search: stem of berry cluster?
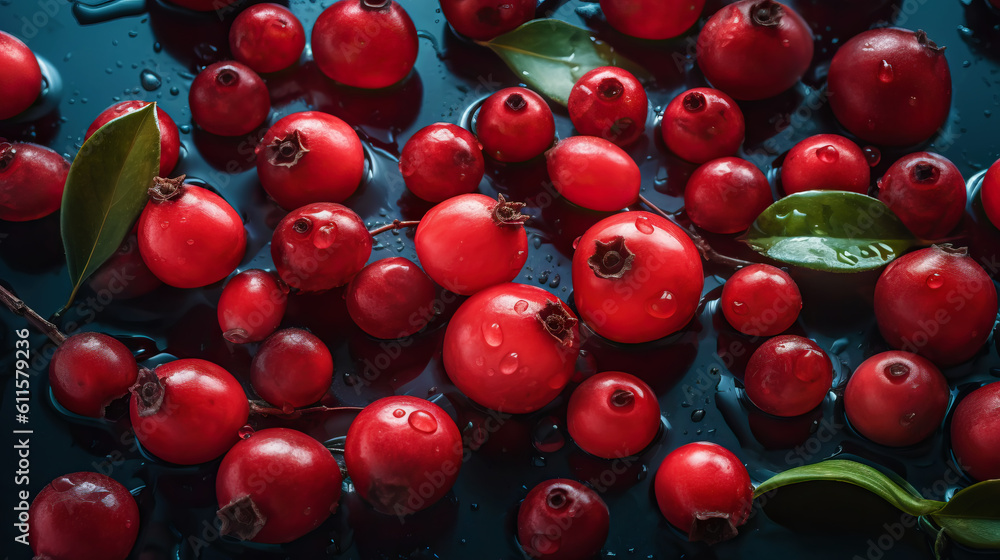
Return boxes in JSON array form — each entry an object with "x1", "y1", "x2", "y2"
[
  {"x1": 368, "y1": 219, "x2": 420, "y2": 237},
  {"x1": 636, "y1": 194, "x2": 755, "y2": 269},
  {"x1": 249, "y1": 400, "x2": 364, "y2": 418},
  {"x1": 0, "y1": 284, "x2": 67, "y2": 344}
]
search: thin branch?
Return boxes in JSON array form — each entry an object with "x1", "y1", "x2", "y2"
[
  {"x1": 368, "y1": 219, "x2": 420, "y2": 237},
  {"x1": 249, "y1": 401, "x2": 364, "y2": 418},
  {"x1": 0, "y1": 284, "x2": 67, "y2": 344},
  {"x1": 637, "y1": 194, "x2": 756, "y2": 269}
]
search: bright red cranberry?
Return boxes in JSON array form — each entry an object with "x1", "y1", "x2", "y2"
[
  {"x1": 345, "y1": 395, "x2": 463, "y2": 514},
  {"x1": 49, "y1": 332, "x2": 138, "y2": 418},
  {"x1": 87, "y1": 234, "x2": 163, "y2": 299},
  {"x1": 476, "y1": 87, "x2": 555, "y2": 162},
  {"x1": 345, "y1": 257, "x2": 437, "y2": 339},
  {"x1": 399, "y1": 122, "x2": 485, "y2": 202},
  {"x1": 414, "y1": 193, "x2": 528, "y2": 295},
  {"x1": 983, "y1": 158, "x2": 1000, "y2": 230},
  {"x1": 662, "y1": 88, "x2": 745, "y2": 164},
  {"x1": 844, "y1": 351, "x2": 948, "y2": 447},
  {"x1": 600, "y1": 0, "x2": 704, "y2": 39},
  {"x1": 312, "y1": 0, "x2": 418, "y2": 89},
  {"x1": 517, "y1": 479, "x2": 610, "y2": 560},
  {"x1": 696, "y1": 0, "x2": 814, "y2": 100},
  {"x1": 166, "y1": 0, "x2": 237, "y2": 10},
  {"x1": 828, "y1": 28, "x2": 951, "y2": 146},
  {"x1": 229, "y1": 3, "x2": 306, "y2": 73},
  {"x1": 567, "y1": 66, "x2": 648, "y2": 146},
  {"x1": 721, "y1": 264, "x2": 802, "y2": 336},
  {"x1": 137, "y1": 177, "x2": 246, "y2": 288},
  {"x1": 684, "y1": 157, "x2": 773, "y2": 234},
  {"x1": 572, "y1": 212, "x2": 703, "y2": 343},
  {"x1": 744, "y1": 335, "x2": 832, "y2": 417},
  {"x1": 216, "y1": 427, "x2": 342, "y2": 543},
  {"x1": 567, "y1": 371, "x2": 660, "y2": 458},
  {"x1": 440, "y1": 0, "x2": 535, "y2": 40},
  {"x1": 951, "y1": 383, "x2": 1000, "y2": 481},
  {"x1": 270, "y1": 202, "x2": 372, "y2": 292},
  {"x1": 0, "y1": 141, "x2": 69, "y2": 221},
  {"x1": 29, "y1": 472, "x2": 139, "y2": 560},
  {"x1": 546, "y1": 136, "x2": 640, "y2": 212},
  {"x1": 189, "y1": 61, "x2": 270, "y2": 136},
  {"x1": 217, "y1": 269, "x2": 288, "y2": 343},
  {"x1": 780, "y1": 134, "x2": 870, "y2": 195},
  {"x1": 256, "y1": 111, "x2": 364, "y2": 209},
  {"x1": 0, "y1": 31, "x2": 41, "y2": 120},
  {"x1": 654, "y1": 442, "x2": 753, "y2": 543},
  {"x1": 85, "y1": 101, "x2": 181, "y2": 176},
  {"x1": 874, "y1": 245, "x2": 997, "y2": 367},
  {"x1": 877, "y1": 152, "x2": 966, "y2": 239},
  {"x1": 251, "y1": 328, "x2": 333, "y2": 409},
  {"x1": 129, "y1": 359, "x2": 249, "y2": 465},
  {"x1": 443, "y1": 283, "x2": 580, "y2": 413}
]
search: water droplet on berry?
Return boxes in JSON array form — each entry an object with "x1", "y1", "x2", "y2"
[
  {"x1": 392, "y1": 408, "x2": 405, "y2": 418},
  {"x1": 878, "y1": 60, "x2": 894, "y2": 82},
  {"x1": 500, "y1": 352, "x2": 519, "y2": 374},
  {"x1": 532, "y1": 416, "x2": 565, "y2": 453},
  {"x1": 185, "y1": 238, "x2": 195, "y2": 245},
  {"x1": 926, "y1": 272, "x2": 943, "y2": 289},
  {"x1": 408, "y1": 410, "x2": 438, "y2": 433},
  {"x1": 514, "y1": 299, "x2": 529, "y2": 314},
  {"x1": 572, "y1": 236, "x2": 581, "y2": 250},
  {"x1": 815, "y1": 145, "x2": 839, "y2": 164},
  {"x1": 899, "y1": 412, "x2": 916, "y2": 427},
  {"x1": 645, "y1": 290, "x2": 677, "y2": 319},
  {"x1": 475, "y1": 356, "x2": 484, "y2": 367},
  {"x1": 482, "y1": 322, "x2": 503, "y2": 347},
  {"x1": 731, "y1": 300, "x2": 749, "y2": 315},
  {"x1": 238, "y1": 425, "x2": 254, "y2": 439},
  {"x1": 634, "y1": 216, "x2": 654, "y2": 234},
  {"x1": 160, "y1": 220, "x2": 169, "y2": 229},
  {"x1": 793, "y1": 349, "x2": 827, "y2": 383},
  {"x1": 313, "y1": 224, "x2": 338, "y2": 249},
  {"x1": 863, "y1": 146, "x2": 881, "y2": 166},
  {"x1": 487, "y1": 368, "x2": 496, "y2": 377},
  {"x1": 50, "y1": 476, "x2": 75, "y2": 492}
]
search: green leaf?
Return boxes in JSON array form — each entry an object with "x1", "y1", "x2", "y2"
[
  {"x1": 743, "y1": 191, "x2": 916, "y2": 273},
  {"x1": 477, "y1": 19, "x2": 651, "y2": 106},
  {"x1": 930, "y1": 480, "x2": 1000, "y2": 549},
  {"x1": 60, "y1": 102, "x2": 161, "y2": 312}
]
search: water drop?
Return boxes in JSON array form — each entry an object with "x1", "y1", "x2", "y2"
[
  {"x1": 572, "y1": 236, "x2": 581, "y2": 250},
  {"x1": 731, "y1": 300, "x2": 748, "y2": 315},
  {"x1": 532, "y1": 416, "x2": 565, "y2": 453},
  {"x1": 482, "y1": 322, "x2": 503, "y2": 347},
  {"x1": 863, "y1": 146, "x2": 881, "y2": 166},
  {"x1": 634, "y1": 216, "x2": 654, "y2": 234},
  {"x1": 51, "y1": 476, "x2": 76, "y2": 492},
  {"x1": 793, "y1": 349, "x2": 827, "y2": 383},
  {"x1": 238, "y1": 425, "x2": 254, "y2": 439},
  {"x1": 514, "y1": 299, "x2": 529, "y2": 314},
  {"x1": 500, "y1": 352, "x2": 519, "y2": 374},
  {"x1": 160, "y1": 220, "x2": 169, "y2": 229},
  {"x1": 815, "y1": 145, "x2": 839, "y2": 164},
  {"x1": 926, "y1": 272, "x2": 944, "y2": 289},
  {"x1": 645, "y1": 290, "x2": 677, "y2": 319},
  {"x1": 878, "y1": 60, "x2": 894, "y2": 83},
  {"x1": 185, "y1": 238, "x2": 195, "y2": 245},
  {"x1": 409, "y1": 410, "x2": 438, "y2": 433},
  {"x1": 313, "y1": 224, "x2": 337, "y2": 249},
  {"x1": 899, "y1": 412, "x2": 916, "y2": 427},
  {"x1": 691, "y1": 409, "x2": 706, "y2": 422},
  {"x1": 140, "y1": 69, "x2": 161, "y2": 91},
  {"x1": 487, "y1": 368, "x2": 496, "y2": 377},
  {"x1": 475, "y1": 356, "x2": 484, "y2": 367},
  {"x1": 393, "y1": 408, "x2": 405, "y2": 418}
]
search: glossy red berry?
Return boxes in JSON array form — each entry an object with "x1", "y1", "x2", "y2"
[
  {"x1": 229, "y1": 3, "x2": 306, "y2": 73},
  {"x1": 443, "y1": 283, "x2": 581, "y2": 413},
  {"x1": 399, "y1": 122, "x2": 485, "y2": 202},
  {"x1": 189, "y1": 61, "x2": 270, "y2": 136},
  {"x1": 654, "y1": 442, "x2": 753, "y2": 543},
  {"x1": 414, "y1": 193, "x2": 528, "y2": 295},
  {"x1": 572, "y1": 212, "x2": 704, "y2": 343},
  {"x1": 844, "y1": 351, "x2": 949, "y2": 447},
  {"x1": 600, "y1": 0, "x2": 704, "y2": 39},
  {"x1": 476, "y1": 87, "x2": 555, "y2": 162},
  {"x1": 86, "y1": 101, "x2": 181, "y2": 176},
  {"x1": 271, "y1": 202, "x2": 372, "y2": 292},
  {"x1": 567, "y1": 371, "x2": 660, "y2": 458},
  {"x1": 781, "y1": 134, "x2": 870, "y2": 195},
  {"x1": 256, "y1": 111, "x2": 365, "y2": 209},
  {"x1": 312, "y1": 0, "x2": 418, "y2": 89},
  {"x1": 218, "y1": 269, "x2": 288, "y2": 343},
  {"x1": 49, "y1": 332, "x2": 138, "y2": 418},
  {"x1": 166, "y1": 0, "x2": 237, "y2": 10},
  {"x1": 29, "y1": 472, "x2": 139, "y2": 560},
  {"x1": 0, "y1": 140, "x2": 69, "y2": 222},
  {"x1": 874, "y1": 245, "x2": 997, "y2": 367},
  {"x1": 567, "y1": 66, "x2": 648, "y2": 146},
  {"x1": 0, "y1": 31, "x2": 41, "y2": 120},
  {"x1": 440, "y1": 0, "x2": 535, "y2": 40},
  {"x1": 129, "y1": 359, "x2": 249, "y2": 465},
  {"x1": 662, "y1": 88, "x2": 745, "y2": 164},
  {"x1": 251, "y1": 328, "x2": 333, "y2": 409},
  {"x1": 982, "y1": 157, "x2": 1000, "y2": 230},
  {"x1": 137, "y1": 177, "x2": 246, "y2": 288},
  {"x1": 517, "y1": 479, "x2": 610, "y2": 560},
  {"x1": 216, "y1": 427, "x2": 341, "y2": 543},
  {"x1": 950, "y1": 383, "x2": 1000, "y2": 481},
  {"x1": 877, "y1": 152, "x2": 966, "y2": 239},
  {"x1": 685, "y1": 157, "x2": 773, "y2": 234},
  {"x1": 546, "y1": 136, "x2": 640, "y2": 212},
  {"x1": 346, "y1": 257, "x2": 437, "y2": 339},
  {"x1": 721, "y1": 264, "x2": 802, "y2": 336},
  {"x1": 828, "y1": 28, "x2": 951, "y2": 146},
  {"x1": 744, "y1": 335, "x2": 833, "y2": 417},
  {"x1": 696, "y1": 0, "x2": 814, "y2": 100},
  {"x1": 87, "y1": 234, "x2": 163, "y2": 299},
  {"x1": 345, "y1": 395, "x2": 463, "y2": 515}
]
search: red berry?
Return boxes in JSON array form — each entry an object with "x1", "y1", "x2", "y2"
[
  {"x1": 567, "y1": 371, "x2": 660, "y2": 458},
  {"x1": 189, "y1": 61, "x2": 270, "y2": 137},
  {"x1": 720, "y1": 264, "x2": 802, "y2": 336},
  {"x1": 696, "y1": 0, "x2": 814, "y2": 100},
  {"x1": 599, "y1": 0, "x2": 705, "y2": 39},
  {"x1": 877, "y1": 152, "x2": 966, "y2": 239},
  {"x1": 345, "y1": 395, "x2": 463, "y2": 514},
  {"x1": 49, "y1": 333, "x2": 138, "y2": 418},
  {"x1": 0, "y1": 140, "x2": 69, "y2": 222},
  {"x1": 166, "y1": 0, "x2": 237, "y2": 10},
  {"x1": 270, "y1": 202, "x2": 372, "y2": 292},
  {"x1": 546, "y1": 136, "x2": 640, "y2": 212},
  {"x1": 399, "y1": 122, "x2": 485, "y2": 202},
  {"x1": 662, "y1": 88, "x2": 745, "y2": 164},
  {"x1": 440, "y1": 0, "x2": 535, "y2": 40},
  {"x1": 129, "y1": 359, "x2": 249, "y2": 465},
  {"x1": 567, "y1": 66, "x2": 648, "y2": 146},
  {"x1": 443, "y1": 283, "x2": 581, "y2": 413},
  {"x1": 654, "y1": 442, "x2": 753, "y2": 543},
  {"x1": 983, "y1": 157, "x2": 1000, "y2": 230},
  {"x1": 874, "y1": 245, "x2": 997, "y2": 366},
  {"x1": 844, "y1": 351, "x2": 948, "y2": 447},
  {"x1": 216, "y1": 427, "x2": 342, "y2": 543},
  {"x1": 0, "y1": 31, "x2": 42, "y2": 120},
  {"x1": 256, "y1": 111, "x2": 365, "y2": 209},
  {"x1": 573, "y1": 212, "x2": 703, "y2": 343},
  {"x1": 780, "y1": 134, "x2": 870, "y2": 196},
  {"x1": 229, "y1": 3, "x2": 306, "y2": 73},
  {"x1": 345, "y1": 257, "x2": 437, "y2": 339},
  {"x1": 29, "y1": 472, "x2": 139, "y2": 560},
  {"x1": 828, "y1": 28, "x2": 951, "y2": 146},
  {"x1": 251, "y1": 328, "x2": 333, "y2": 409},
  {"x1": 950, "y1": 383, "x2": 1000, "y2": 481},
  {"x1": 517, "y1": 479, "x2": 610, "y2": 560},
  {"x1": 312, "y1": 0, "x2": 419, "y2": 89},
  {"x1": 217, "y1": 269, "x2": 288, "y2": 343},
  {"x1": 85, "y1": 101, "x2": 181, "y2": 177},
  {"x1": 685, "y1": 157, "x2": 773, "y2": 234},
  {"x1": 476, "y1": 87, "x2": 555, "y2": 162},
  {"x1": 137, "y1": 177, "x2": 246, "y2": 288},
  {"x1": 414, "y1": 193, "x2": 528, "y2": 295},
  {"x1": 744, "y1": 335, "x2": 833, "y2": 417},
  {"x1": 87, "y1": 234, "x2": 163, "y2": 299}
]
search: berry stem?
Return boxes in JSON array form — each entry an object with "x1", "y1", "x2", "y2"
[
  {"x1": 249, "y1": 400, "x2": 364, "y2": 418},
  {"x1": 0, "y1": 284, "x2": 67, "y2": 344},
  {"x1": 637, "y1": 194, "x2": 756, "y2": 269},
  {"x1": 368, "y1": 219, "x2": 420, "y2": 237}
]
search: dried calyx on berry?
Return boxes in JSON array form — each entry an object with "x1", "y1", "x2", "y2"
[
  {"x1": 535, "y1": 300, "x2": 578, "y2": 346},
  {"x1": 915, "y1": 29, "x2": 944, "y2": 52},
  {"x1": 588, "y1": 236, "x2": 634, "y2": 279},
  {"x1": 690, "y1": 512, "x2": 741, "y2": 545},
  {"x1": 750, "y1": 0, "x2": 782, "y2": 27},
  {"x1": 131, "y1": 367, "x2": 164, "y2": 417},
  {"x1": 147, "y1": 175, "x2": 186, "y2": 202},
  {"x1": 264, "y1": 130, "x2": 309, "y2": 168},
  {"x1": 491, "y1": 193, "x2": 529, "y2": 225},
  {"x1": 218, "y1": 494, "x2": 268, "y2": 541}
]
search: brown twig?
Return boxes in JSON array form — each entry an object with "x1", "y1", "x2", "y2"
[
  {"x1": 249, "y1": 401, "x2": 364, "y2": 418},
  {"x1": 0, "y1": 284, "x2": 67, "y2": 344},
  {"x1": 637, "y1": 194, "x2": 756, "y2": 269},
  {"x1": 368, "y1": 219, "x2": 420, "y2": 237}
]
